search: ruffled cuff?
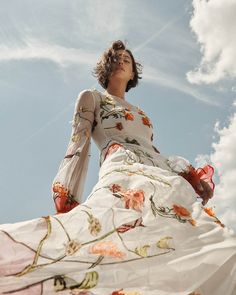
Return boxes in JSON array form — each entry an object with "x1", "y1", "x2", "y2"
[
  {"x1": 167, "y1": 156, "x2": 215, "y2": 193},
  {"x1": 196, "y1": 165, "x2": 215, "y2": 191}
]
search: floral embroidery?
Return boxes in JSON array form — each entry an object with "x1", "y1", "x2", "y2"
[
  {"x1": 82, "y1": 210, "x2": 102, "y2": 236},
  {"x1": 111, "y1": 183, "x2": 123, "y2": 193},
  {"x1": 142, "y1": 116, "x2": 152, "y2": 127},
  {"x1": 173, "y1": 204, "x2": 191, "y2": 217},
  {"x1": 52, "y1": 182, "x2": 79, "y2": 213},
  {"x1": 150, "y1": 194, "x2": 196, "y2": 226},
  {"x1": 116, "y1": 122, "x2": 124, "y2": 130},
  {"x1": 54, "y1": 272, "x2": 99, "y2": 292},
  {"x1": 156, "y1": 236, "x2": 174, "y2": 250},
  {"x1": 124, "y1": 111, "x2": 134, "y2": 121},
  {"x1": 135, "y1": 244, "x2": 150, "y2": 257},
  {"x1": 112, "y1": 290, "x2": 141, "y2": 295},
  {"x1": 110, "y1": 184, "x2": 145, "y2": 212},
  {"x1": 204, "y1": 207, "x2": 215, "y2": 217},
  {"x1": 138, "y1": 108, "x2": 145, "y2": 115},
  {"x1": 105, "y1": 143, "x2": 123, "y2": 160},
  {"x1": 125, "y1": 137, "x2": 140, "y2": 145},
  {"x1": 123, "y1": 189, "x2": 145, "y2": 212},
  {"x1": 65, "y1": 239, "x2": 82, "y2": 256},
  {"x1": 203, "y1": 207, "x2": 225, "y2": 228},
  {"x1": 90, "y1": 240, "x2": 126, "y2": 259},
  {"x1": 117, "y1": 217, "x2": 145, "y2": 233}
]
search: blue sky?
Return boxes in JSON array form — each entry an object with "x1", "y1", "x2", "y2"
[{"x1": 1, "y1": 0, "x2": 236, "y2": 231}]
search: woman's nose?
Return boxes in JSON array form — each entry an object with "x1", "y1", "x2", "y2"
[{"x1": 118, "y1": 58, "x2": 124, "y2": 65}]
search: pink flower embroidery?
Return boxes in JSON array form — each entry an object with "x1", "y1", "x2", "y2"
[
  {"x1": 89, "y1": 240, "x2": 125, "y2": 259},
  {"x1": 123, "y1": 189, "x2": 145, "y2": 212}
]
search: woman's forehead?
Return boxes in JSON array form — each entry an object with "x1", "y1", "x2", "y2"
[{"x1": 116, "y1": 49, "x2": 132, "y2": 60}]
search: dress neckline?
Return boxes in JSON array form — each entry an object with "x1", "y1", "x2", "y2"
[{"x1": 103, "y1": 90, "x2": 138, "y2": 110}]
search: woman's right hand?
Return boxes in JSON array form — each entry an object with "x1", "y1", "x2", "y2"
[{"x1": 179, "y1": 165, "x2": 214, "y2": 205}]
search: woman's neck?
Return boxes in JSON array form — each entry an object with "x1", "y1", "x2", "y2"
[{"x1": 106, "y1": 83, "x2": 126, "y2": 100}]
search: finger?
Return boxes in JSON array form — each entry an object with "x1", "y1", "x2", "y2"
[
  {"x1": 196, "y1": 181, "x2": 204, "y2": 193},
  {"x1": 200, "y1": 180, "x2": 213, "y2": 198}
]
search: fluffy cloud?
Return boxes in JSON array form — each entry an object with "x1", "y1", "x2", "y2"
[
  {"x1": 187, "y1": 0, "x2": 236, "y2": 84},
  {"x1": 195, "y1": 107, "x2": 236, "y2": 232}
]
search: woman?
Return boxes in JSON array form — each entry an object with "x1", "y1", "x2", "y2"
[{"x1": 0, "y1": 40, "x2": 235, "y2": 295}]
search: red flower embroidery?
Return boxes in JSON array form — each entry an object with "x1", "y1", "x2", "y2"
[
  {"x1": 124, "y1": 111, "x2": 134, "y2": 121},
  {"x1": 111, "y1": 184, "x2": 122, "y2": 193},
  {"x1": 117, "y1": 218, "x2": 145, "y2": 233},
  {"x1": 142, "y1": 116, "x2": 151, "y2": 127},
  {"x1": 116, "y1": 122, "x2": 124, "y2": 130},
  {"x1": 112, "y1": 291, "x2": 125, "y2": 295}
]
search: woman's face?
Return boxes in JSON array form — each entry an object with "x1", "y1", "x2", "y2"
[{"x1": 108, "y1": 49, "x2": 134, "y2": 86}]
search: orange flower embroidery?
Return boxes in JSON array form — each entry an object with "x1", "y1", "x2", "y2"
[
  {"x1": 204, "y1": 207, "x2": 215, "y2": 217},
  {"x1": 188, "y1": 219, "x2": 197, "y2": 226},
  {"x1": 53, "y1": 182, "x2": 69, "y2": 198},
  {"x1": 116, "y1": 122, "x2": 124, "y2": 130},
  {"x1": 90, "y1": 241, "x2": 125, "y2": 259},
  {"x1": 124, "y1": 111, "x2": 134, "y2": 121},
  {"x1": 123, "y1": 189, "x2": 145, "y2": 212},
  {"x1": 203, "y1": 206, "x2": 225, "y2": 228},
  {"x1": 142, "y1": 116, "x2": 151, "y2": 127},
  {"x1": 173, "y1": 205, "x2": 191, "y2": 217},
  {"x1": 52, "y1": 182, "x2": 79, "y2": 213}
]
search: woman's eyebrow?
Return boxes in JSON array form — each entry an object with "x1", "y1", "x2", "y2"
[{"x1": 118, "y1": 53, "x2": 131, "y2": 60}]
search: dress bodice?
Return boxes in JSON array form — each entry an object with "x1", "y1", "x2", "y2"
[{"x1": 91, "y1": 89, "x2": 160, "y2": 166}]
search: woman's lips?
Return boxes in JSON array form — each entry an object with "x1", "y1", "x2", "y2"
[{"x1": 115, "y1": 67, "x2": 125, "y2": 72}]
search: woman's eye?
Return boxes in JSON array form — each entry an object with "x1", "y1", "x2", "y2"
[{"x1": 124, "y1": 60, "x2": 130, "y2": 63}]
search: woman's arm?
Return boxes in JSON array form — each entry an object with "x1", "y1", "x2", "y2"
[
  {"x1": 52, "y1": 90, "x2": 95, "y2": 213},
  {"x1": 167, "y1": 156, "x2": 214, "y2": 205}
]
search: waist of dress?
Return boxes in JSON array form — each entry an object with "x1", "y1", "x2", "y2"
[{"x1": 99, "y1": 139, "x2": 171, "y2": 171}]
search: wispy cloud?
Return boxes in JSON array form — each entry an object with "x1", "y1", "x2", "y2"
[
  {"x1": 133, "y1": 11, "x2": 187, "y2": 53},
  {"x1": 143, "y1": 65, "x2": 219, "y2": 105},
  {"x1": 0, "y1": 38, "x2": 97, "y2": 67}
]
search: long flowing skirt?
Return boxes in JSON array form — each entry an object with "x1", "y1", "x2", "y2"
[{"x1": 0, "y1": 146, "x2": 236, "y2": 295}]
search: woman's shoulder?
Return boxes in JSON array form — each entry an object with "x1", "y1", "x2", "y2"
[{"x1": 76, "y1": 88, "x2": 103, "y2": 110}]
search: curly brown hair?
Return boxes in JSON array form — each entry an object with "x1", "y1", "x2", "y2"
[{"x1": 93, "y1": 40, "x2": 142, "y2": 92}]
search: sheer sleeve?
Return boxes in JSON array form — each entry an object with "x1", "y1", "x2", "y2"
[{"x1": 52, "y1": 90, "x2": 95, "y2": 213}]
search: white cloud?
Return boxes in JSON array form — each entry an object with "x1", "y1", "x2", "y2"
[
  {"x1": 196, "y1": 106, "x2": 236, "y2": 232},
  {"x1": 0, "y1": 38, "x2": 97, "y2": 67},
  {"x1": 187, "y1": 0, "x2": 236, "y2": 84}
]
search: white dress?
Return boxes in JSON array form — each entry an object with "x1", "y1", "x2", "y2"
[{"x1": 0, "y1": 89, "x2": 236, "y2": 295}]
